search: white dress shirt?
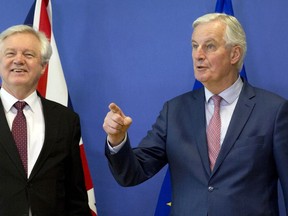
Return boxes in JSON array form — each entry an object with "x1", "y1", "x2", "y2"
[
  {"x1": 205, "y1": 76, "x2": 243, "y2": 146},
  {"x1": 0, "y1": 88, "x2": 45, "y2": 178}
]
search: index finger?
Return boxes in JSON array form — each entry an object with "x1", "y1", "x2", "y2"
[{"x1": 109, "y1": 103, "x2": 124, "y2": 116}]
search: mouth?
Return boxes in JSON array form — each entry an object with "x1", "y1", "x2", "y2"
[
  {"x1": 195, "y1": 65, "x2": 207, "y2": 70},
  {"x1": 11, "y1": 68, "x2": 27, "y2": 73}
]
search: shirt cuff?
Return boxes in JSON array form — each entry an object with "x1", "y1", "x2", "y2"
[{"x1": 107, "y1": 133, "x2": 127, "y2": 154}]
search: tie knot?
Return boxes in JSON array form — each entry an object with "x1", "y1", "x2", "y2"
[
  {"x1": 212, "y1": 95, "x2": 222, "y2": 107},
  {"x1": 14, "y1": 101, "x2": 26, "y2": 111}
]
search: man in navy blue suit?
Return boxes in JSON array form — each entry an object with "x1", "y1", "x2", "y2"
[{"x1": 103, "y1": 13, "x2": 288, "y2": 216}]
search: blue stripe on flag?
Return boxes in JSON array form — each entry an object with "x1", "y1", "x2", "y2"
[{"x1": 24, "y1": 0, "x2": 36, "y2": 26}]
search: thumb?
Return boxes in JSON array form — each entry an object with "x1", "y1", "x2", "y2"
[{"x1": 123, "y1": 116, "x2": 132, "y2": 127}]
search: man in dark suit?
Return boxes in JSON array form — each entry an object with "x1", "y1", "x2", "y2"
[
  {"x1": 0, "y1": 25, "x2": 91, "y2": 215},
  {"x1": 103, "y1": 13, "x2": 288, "y2": 216}
]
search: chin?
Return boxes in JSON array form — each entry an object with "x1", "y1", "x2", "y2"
[{"x1": 195, "y1": 76, "x2": 208, "y2": 83}]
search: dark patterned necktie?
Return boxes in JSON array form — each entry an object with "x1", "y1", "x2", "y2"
[
  {"x1": 12, "y1": 101, "x2": 28, "y2": 174},
  {"x1": 207, "y1": 95, "x2": 222, "y2": 171}
]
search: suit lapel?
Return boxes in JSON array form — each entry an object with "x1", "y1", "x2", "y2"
[
  {"x1": 0, "y1": 99, "x2": 27, "y2": 177},
  {"x1": 28, "y1": 97, "x2": 60, "y2": 180},
  {"x1": 192, "y1": 89, "x2": 211, "y2": 176},
  {"x1": 212, "y1": 81, "x2": 256, "y2": 174}
]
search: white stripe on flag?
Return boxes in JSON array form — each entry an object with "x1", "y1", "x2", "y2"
[{"x1": 46, "y1": 33, "x2": 68, "y2": 106}]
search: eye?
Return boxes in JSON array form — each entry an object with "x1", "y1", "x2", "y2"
[
  {"x1": 206, "y1": 43, "x2": 216, "y2": 51},
  {"x1": 24, "y1": 52, "x2": 36, "y2": 59},
  {"x1": 192, "y1": 43, "x2": 198, "y2": 50},
  {"x1": 4, "y1": 51, "x2": 16, "y2": 57}
]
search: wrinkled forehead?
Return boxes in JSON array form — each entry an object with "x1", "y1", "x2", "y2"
[
  {"x1": 3, "y1": 31, "x2": 39, "y2": 41},
  {"x1": 192, "y1": 21, "x2": 226, "y2": 43},
  {"x1": 0, "y1": 32, "x2": 41, "y2": 50}
]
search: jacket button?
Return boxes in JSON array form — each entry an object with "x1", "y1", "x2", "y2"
[{"x1": 208, "y1": 186, "x2": 214, "y2": 192}]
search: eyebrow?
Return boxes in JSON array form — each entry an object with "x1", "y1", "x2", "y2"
[
  {"x1": 191, "y1": 38, "x2": 217, "y2": 44},
  {"x1": 4, "y1": 48, "x2": 37, "y2": 53}
]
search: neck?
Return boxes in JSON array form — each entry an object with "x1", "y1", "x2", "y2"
[
  {"x1": 205, "y1": 74, "x2": 239, "y2": 95},
  {"x1": 2, "y1": 85, "x2": 35, "y2": 100}
]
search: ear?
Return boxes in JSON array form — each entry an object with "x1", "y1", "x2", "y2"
[
  {"x1": 40, "y1": 63, "x2": 48, "y2": 75},
  {"x1": 230, "y1": 45, "x2": 241, "y2": 65}
]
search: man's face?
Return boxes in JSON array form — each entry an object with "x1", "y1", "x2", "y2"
[
  {"x1": 191, "y1": 20, "x2": 239, "y2": 93},
  {"x1": 0, "y1": 32, "x2": 46, "y2": 94}
]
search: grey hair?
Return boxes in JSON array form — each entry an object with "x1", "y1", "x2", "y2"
[
  {"x1": 0, "y1": 24, "x2": 52, "y2": 65},
  {"x1": 193, "y1": 13, "x2": 247, "y2": 72}
]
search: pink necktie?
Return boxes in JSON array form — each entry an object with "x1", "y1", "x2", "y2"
[
  {"x1": 207, "y1": 95, "x2": 222, "y2": 171},
  {"x1": 12, "y1": 101, "x2": 28, "y2": 174}
]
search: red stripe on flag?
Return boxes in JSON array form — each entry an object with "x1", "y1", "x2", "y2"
[
  {"x1": 37, "y1": 0, "x2": 51, "y2": 97},
  {"x1": 80, "y1": 144, "x2": 93, "y2": 190},
  {"x1": 37, "y1": 66, "x2": 49, "y2": 97},
  {"x1": 91, "y1": 210, "x2": 97, "y2": 216},
  {"x1": 39, "y1": 0, "x2": 51, "y2": 39}
]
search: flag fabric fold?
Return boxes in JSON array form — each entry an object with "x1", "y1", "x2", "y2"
[
  {"x1": 215, "y1": 0, "x2": 234, "y2": 15},
  {"x1": 154, "y1": 0, "x2": 246, "y2": 215},
  {"x1": 24, "y1": 1, "x2": 97, "y2": 215}
]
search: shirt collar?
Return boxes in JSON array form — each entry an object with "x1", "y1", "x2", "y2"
[
  {"x1": 0, "y1": 88, "x2": 39, "y2": 113},
  {"x1": 205, "y1": 76, "x2": 243, "y2": 105}
]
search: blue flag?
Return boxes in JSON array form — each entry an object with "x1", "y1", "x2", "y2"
[
  {"x1": 215, "y1": 0, "x2": 234, "y2": 15},
  {"x1": 215, "y1": 0, "x2": 247, "y2": 80},
  {"x1": 154, "y1": 0, "x2": 246, "y2": 215}
]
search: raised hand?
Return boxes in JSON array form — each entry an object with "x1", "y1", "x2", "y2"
[{"x1": 103, "y1": 103, "x2": 132, "y2": 146}]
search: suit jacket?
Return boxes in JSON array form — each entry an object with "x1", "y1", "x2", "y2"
[
  {"x1": 0, "y1": 95, "x2": 91, "y2": 216},
  {"x1": 106, "y1": 81, "x2": 288, "y2": 216}
]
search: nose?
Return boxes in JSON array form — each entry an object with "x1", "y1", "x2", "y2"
[
  {"x1": 13, "y1": 53, "x2": 25, "y2": 65},
  {"x1": 193, "y1": 46, "x2": 205, "y2": 61}
]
